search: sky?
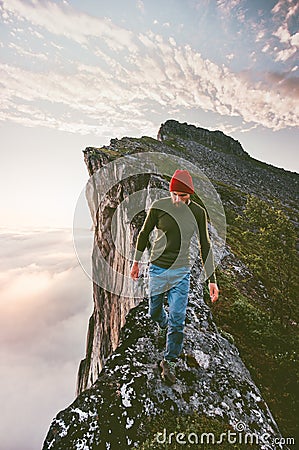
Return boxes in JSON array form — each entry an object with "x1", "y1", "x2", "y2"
[
  {"x1": 0, "y1": 0, "x2": 299, "y2": 228},
  {"x1": 0, "y1": 1, "x2": 298, "y2": 449}
]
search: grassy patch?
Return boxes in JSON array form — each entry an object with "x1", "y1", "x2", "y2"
[{"x1": 211, "y1": 271, "x2": 298, "y2": 440}]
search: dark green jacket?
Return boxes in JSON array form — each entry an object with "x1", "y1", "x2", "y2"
[{"x1": 134, "y1": 196, "x2": 216, "y2": 283}]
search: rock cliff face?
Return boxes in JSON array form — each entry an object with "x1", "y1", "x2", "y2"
[
  {"x1": 77, "y1": 149, "x2": 151, "y2": 393},
  {"x1": 157, "y1": 119, "x2": 249, "y2": 159},
  {"x1": 43, "y1": 120, "x2": 297, "y2": 449}
]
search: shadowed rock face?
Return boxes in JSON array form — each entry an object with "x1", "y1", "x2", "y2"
[
  {"x1": 76, "y1": 152, "x2": 164, "y2": 394},
  {"x1": 43, "y1": 121, "x2": 296, "y2": 449},
  {"x1": 157, "y1": 119, "x2": 249, "y2": 159},
  {"x1": 76, "y1": 161, "x2": 151, "y2": 393}
]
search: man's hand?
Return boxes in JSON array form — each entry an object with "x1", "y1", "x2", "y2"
[
  {"x1": 209, "y1": 282, "x2": 219, "y2": 303},
  {"x1": 130, "y1": 261, "x2": 139, "y2": 280}
]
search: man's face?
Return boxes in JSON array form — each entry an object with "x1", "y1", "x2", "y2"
[{"x1": 170, "y1": 191, "x2": 190, "y2": 207}]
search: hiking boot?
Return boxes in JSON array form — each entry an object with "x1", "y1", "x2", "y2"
[
  {"x1": 160, "y1": 359, "x2": 176, "y2": 385},
  {"x1": 157, "y1": 326, "x2": 167, "y2": 348}
]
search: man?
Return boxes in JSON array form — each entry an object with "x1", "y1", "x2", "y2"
[{"x1": 130, "y1": 169, "x2": 219, "y2": 384}]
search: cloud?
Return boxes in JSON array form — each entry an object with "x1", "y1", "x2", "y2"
[
  {"x1": 8, "y1": 42, "x2": 48, "y2": 60},
  {"x1": 274, "y1": 46, "x2": 297, "y2": 62},
  {"x1": 136, "y1": 0, "x2": 145, "y2": 14},
  {"x1": 273, "y1": 24, "x2": 291, "y2": 44},
  {"x1": 1, "y1": 26, "x2": 299, "y2": 135},
  {"x1": 270, "y1": 0, "x2": 299, "y2": 62},
  {"x1": 1, "y1": 0, "x2": 298, "y2": 135},
  {"x1": 272, "y1": 0, "x2": 299, "y2": 19},
  {"x1": 271, "y1": 0, "x2": 284, "y2": 15},
  {"x1": 262, "y1": 44, "x2": 270, "y2": 53},
  {"x1": 131, "y1": 35, "x2": 299, "y2": 128},
  {"x1": 216, "y1": 0, "x2": 247, "y2": 27},
  {"x1": 251, "y1": 1, "x2": 299, "y2": 66},
  {"x1": 1, "y1": 0, "x2": 136, "y2": 51},
  {"x1": 265, "y1": 72, "x2": 299, "y2": 98},
  {"x1": 256, "y1": 30, "x2": 265, "y2": 42},
  {"x1": 0, "y1": 229, "x2": 92, "y2": 450},
  {"x1": 272, "y1": 22, "x2": 299, "y2": 58},
  {"x1": 216, "y1": 0, "x2": 241, "y2": 15},
  {"x1": 226, "y1": 53, "x2": 235, "y2": 61},
  {"x1": 290, "y1": 32, "x2": 299, "y2": 47}
]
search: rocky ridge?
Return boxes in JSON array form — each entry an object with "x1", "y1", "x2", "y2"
[
  {"x1": 43, "y1": 267, "x2": 284, "y2": 449},
  {"x1": 157, "y1": 119, "x2": 249, "y2": 159},
  {"x1": 43, "y1": 120, "x2": 298, "y2": 449},
  {"x1": 157, "y1": 120, "x2": 298, "y2": 219}
]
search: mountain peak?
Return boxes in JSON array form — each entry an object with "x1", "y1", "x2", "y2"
[{"x1": 158, "y1": 119, "x2": 249, "y2": 159}]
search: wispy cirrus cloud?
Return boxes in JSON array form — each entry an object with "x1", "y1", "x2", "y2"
[
  {"x1": 274, "y1": 46, "x2": 297, "y2": 63},
  {"x1": 8, "y1": 42, "x2": 48, "y2": 60},
  {"x1": 220, "y1": 0, "x2": 299, "y2": 67},
  {"x1": 271, "y1": 0, "x2": 299, "y2": 19},
  {"x1": 1, "y1": 0, "x2": 298, "y2": 135},
  {"x1": 271, "y1": 0, "x2": 299, "y2": 62},
  {"x1": 216, "y1": 0, "x2": 241, "y2": 15},
  {"x1": 1, "y1": 0, "x2": 137, "y2": 51},
  {"x1": 1, "y1": 39, "x2": 298, "y2": 134},
  {"x1": 272, "y1": 21, "x2": 299, "y2": 62}
]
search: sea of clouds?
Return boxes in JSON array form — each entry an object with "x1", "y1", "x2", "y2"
[{"x1": 0, "y1": 228, "x2": 93, "y2": 450}]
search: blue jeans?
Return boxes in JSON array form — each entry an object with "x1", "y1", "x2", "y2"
[{"x1": 148, "y1": 263, "x2": 190, "y2": 361}]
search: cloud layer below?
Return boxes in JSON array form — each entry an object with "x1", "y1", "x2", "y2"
[{"x1": 0, "y1": 228, "x2": 92, "y2": 450}]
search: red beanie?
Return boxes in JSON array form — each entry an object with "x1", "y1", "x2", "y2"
[{"x1": 169, "y1": 170, "x2": 194, "y2": 194}]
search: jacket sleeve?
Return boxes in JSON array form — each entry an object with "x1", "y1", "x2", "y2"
[
  {"x1": 196, "y1": 208, "x2": 217, "y2": 284},
  {"x1": 133, "y1": 206, "x2": 157, "y2": 262}
]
